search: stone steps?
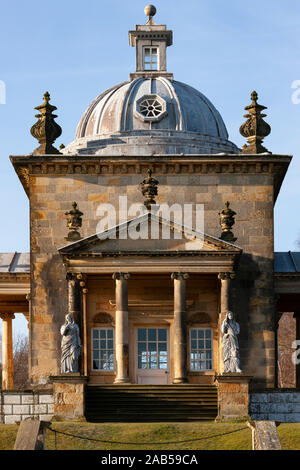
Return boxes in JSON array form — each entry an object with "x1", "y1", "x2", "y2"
[{"x1": 85, "y1": 385, "x2": 218, "y2": 422}]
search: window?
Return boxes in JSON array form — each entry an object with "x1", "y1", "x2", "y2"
[
  {"x1": 92, "y1": 328, "x2": 114, "y2": 371},
  {"x1": 143, "y1": 47, "x2": 158, "y2": 71},
  {"x1": 190, "y1": 328, "x2": 213, "y2": 371},
  {"x1": 137, "y1": 327, "x2": 168, "y2": 370},
  {"x1": 139, "y1": 97, "x2": 163, "y2": 118}
]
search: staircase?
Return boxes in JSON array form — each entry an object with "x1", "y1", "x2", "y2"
[{"x1": 85, "y1": 385, "x2": 218, "y2": 422}]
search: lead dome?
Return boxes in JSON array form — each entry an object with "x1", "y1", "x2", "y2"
[{"x1": 63, "y1": 7, "x2": 238, "y2": 156}]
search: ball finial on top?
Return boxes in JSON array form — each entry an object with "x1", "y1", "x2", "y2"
[{"x1": 144, "y1": 4, "x2": 156, "y2": 18}]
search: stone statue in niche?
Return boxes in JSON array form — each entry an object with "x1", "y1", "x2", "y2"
[
  {"x1": 221, "y1": 311, "x2": 242, "y2": 373},
  {"x1": 60, "y1": 313, "x2": 82, "y2": 373}
]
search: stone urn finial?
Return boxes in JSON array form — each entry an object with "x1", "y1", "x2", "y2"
[
  {"x1": 30, "y1": 91, "x2": 62, "y2": 155},
  {"x1": 219, "y1": 201, "x2": 237, "y2": 243},
  {"x1": 65, "y1": 202, "x2": 83, "y2": 241},
  {"x1": 139, "y1": 168, "x2": 159, "y2": 210},
  {"x1": 239, "y1": 90, "x2": 271, "y2": 154}
]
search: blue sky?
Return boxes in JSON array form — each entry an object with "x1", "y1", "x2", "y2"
[{"x1": 1, "y1": 0, "x2": 300, "y2": 334}]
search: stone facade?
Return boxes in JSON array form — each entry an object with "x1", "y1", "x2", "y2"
[
  {"x1": 0, "y1": 392, "x2": 53, "y2": 424},
  {"x1": 10, "y1": 155, "x2": 290, "y2": 390}
]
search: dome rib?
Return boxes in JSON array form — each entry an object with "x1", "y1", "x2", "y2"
[{"x1": 159, "y1": 77, "x2": 183, "y2": 131}]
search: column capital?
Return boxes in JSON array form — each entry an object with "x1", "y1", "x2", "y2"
[
  {"x1": 112, "y1": 272, "x2": 130, "y2": 281},
  {"x1": 171, "y1": 272, "x2": 189, "y2": 281},
  {"x1": 0, "y1": 313, "x2": 15, "y2": 321},
  {"x1": 218, "y1": 272, "x2": 236, "y2": 281}
]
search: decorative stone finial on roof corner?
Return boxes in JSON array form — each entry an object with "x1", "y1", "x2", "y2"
[
  {"x1": 144, "y1": 4, "x2": 157, "y2": 25},
  {"x1": 30, "y1": 91, "x2": 62, "y2": 155},
  {"x1": 219, "y1": 201, "x2": 237, "y2": 243},
  {"x1": 239, "y1": 91, "x2": 271, "y2": 155},
  {"x1": 140, "y1": 168, "x2": 159, "y2": 210},
  {"x1": 65, "y1": 202, "x2": 83, "y2": 242}
]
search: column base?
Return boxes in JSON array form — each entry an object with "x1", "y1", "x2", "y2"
[
  {"x1": 214, "y1": 373, "x2": 253, "y2": 421},
  {"x1": 114, "y1": 378, "x2": 131, "y2": 384},
  {"x1": 172, "y1": 378, "x2": 188, "y2": 384}
]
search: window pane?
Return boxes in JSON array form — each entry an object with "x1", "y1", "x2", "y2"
[
  {"x1": 191, "y1": 340, "x2": 197, "y2": 350},
  {"x1": 93, "y1": 350, "x2": 99, "y2": 360},
  {"x1": 138, "y1": 329, "x2": 146, "y2": 341},
  {"x1": 100, "y1": 330, "x2": 106, "y2": 339},
  {"x1": 198, "y1": 330, "x2": 204, "y2": 339},
  {"x1": 93, "y1": 330, "x2": 99, "y2": 339},
  {"x1": 158, "y1": 342, "x2": 167, "y2": 352},
  {"x1": 148, "y1": 342, "x2": 156, "y2": 352},
  {"x1": 158, "y1": 329, "x2": 167, "y2": 341},
  {"x1": 138, "y1": 342, "x2": 147, "y2": 354},
  {"x1": 191, "y1": 329, "x2": 197, "y2": 339},
  {"x1": 148, "y1": 329, "x2": 157, "y2": 341},
  {"x1": 93, "y1": 340, "x2": 98, "y2": 350},
  {"x1": 107, "y1": 330, "x2": 113, "y2": 339}
]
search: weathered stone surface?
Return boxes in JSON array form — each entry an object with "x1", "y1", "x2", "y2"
[
  {"x1": 215, "y1": 374, "x2": 252, "y2": 420},
  {"x1": 248, "y1": 421, "x2": 281, "y2": 450},
  {"x1": 52, "y1": 380, "x2": 85, "y2": 420},
  {"x1": 250, "y1": 391, "x2": 300, "y2": 422}
]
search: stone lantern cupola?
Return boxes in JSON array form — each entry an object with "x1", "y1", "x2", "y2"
[{"x1": 129, "y1": 5, "x2": 173, "y2": 80}]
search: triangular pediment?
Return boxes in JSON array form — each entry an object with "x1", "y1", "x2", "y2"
[{"x1": 59, "y1": 212, "x2": 241, "y2": 257}]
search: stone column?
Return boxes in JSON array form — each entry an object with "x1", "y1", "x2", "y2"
[
  {"x1": 82, "y1": 288, "x2": 88, "y2": 377},
  {"x1": 67, "y1": 273, "x2": 81, "y2": 324},
  {"x1": 0, "y1": 313, "x2": 15, "y2": 390},
  {"x1": 113, "y1": 272, "x2": 130, "y2": 384},
  {"x1": 218, "y1": 272, "x2": 235, "y2": 374},
  {"x1": 171, "y1": 272, "x2": 189, "y2": 384}
]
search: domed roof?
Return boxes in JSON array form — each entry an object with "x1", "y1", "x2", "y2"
[
  {"x1": 64, "y1": 77, "x2": 238, "y2": 156},
  {"x1": 63, "y1": 9, "x2": 238, "y2": 156}
]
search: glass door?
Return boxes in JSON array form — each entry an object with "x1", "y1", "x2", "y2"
[{"x1": 135, "y1": 327, "x2": 169, "y2": 384}]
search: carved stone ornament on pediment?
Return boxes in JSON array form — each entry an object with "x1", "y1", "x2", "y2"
[{"x1": 139, "y1": 169, "x2": 159, "y2": 210}]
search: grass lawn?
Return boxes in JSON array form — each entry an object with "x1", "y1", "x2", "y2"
[{"x1": 0, "y1": 421, "x2": 299, "y2": 450}]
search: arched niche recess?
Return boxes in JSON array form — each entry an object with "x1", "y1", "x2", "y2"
[
  {"x1": 93, "y1": 312, "x2": 114, "y2": 326},
  {"x1": 187, "y1": 312, "x2": 216, "y2": 326}
]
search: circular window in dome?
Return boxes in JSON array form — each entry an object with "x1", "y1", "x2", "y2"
[{"x1": 135, "y1": 94, "x2": 167, "y2": 123}]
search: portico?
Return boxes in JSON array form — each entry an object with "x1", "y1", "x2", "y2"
[{"x1": 58, "y1": 213, "x2": 241, "y2": 385}]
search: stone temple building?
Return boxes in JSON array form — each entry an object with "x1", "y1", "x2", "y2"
[{"x1": 1, "y1": 6, "x2": 299, "y2": 423}]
